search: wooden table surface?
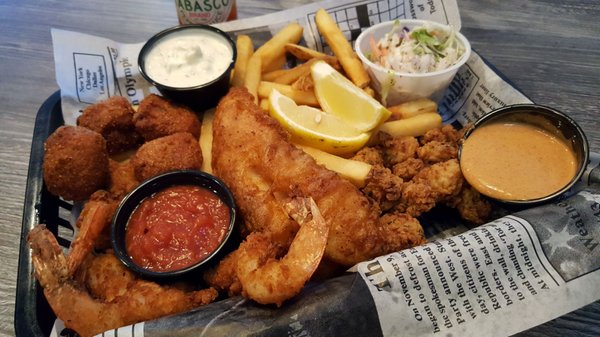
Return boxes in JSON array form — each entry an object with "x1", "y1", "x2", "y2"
[{"x1": 1, "y1": 0, "x2": 599, "y2": 336}]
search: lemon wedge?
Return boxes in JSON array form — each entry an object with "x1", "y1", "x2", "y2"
[
  {"x1": 311, "y1": 61, "x2": 391, "y2": 132},
  {"x1": 269, "y1": 89, "x2": 370, "y2": 155}
]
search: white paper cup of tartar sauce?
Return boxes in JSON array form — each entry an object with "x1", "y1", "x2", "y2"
[{"x1": 139, "y1": 25, "x2": 236, "y2": 112}]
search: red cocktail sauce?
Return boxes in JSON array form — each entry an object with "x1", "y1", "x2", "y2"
[{"x1": 125, "y1": 185, "x2": 230, "y2": 272}]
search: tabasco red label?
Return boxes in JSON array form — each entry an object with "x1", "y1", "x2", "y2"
[{"x1": 175, "y1": 0, "x2": 237, "y2": 25}]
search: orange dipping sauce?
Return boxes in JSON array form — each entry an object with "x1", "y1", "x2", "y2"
[
  {"x1": 125, "y1": 185, "x2": 230, "y2": 272},
  {"x1": 460, "y1": 122, "x2": 577, "y2": 201}
]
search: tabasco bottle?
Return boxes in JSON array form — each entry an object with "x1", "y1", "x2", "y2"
[{"x1": 175, "y1": 0, "x2": 237, "y2": 25}]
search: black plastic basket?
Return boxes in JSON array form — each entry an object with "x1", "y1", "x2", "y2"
[{"x1": 15, "y1": 91, "x2": 76, "y2": 337}]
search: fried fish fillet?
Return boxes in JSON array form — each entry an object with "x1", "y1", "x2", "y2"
[{"x1": 212, "y1": 88, "x2": 426, "y2": 266}]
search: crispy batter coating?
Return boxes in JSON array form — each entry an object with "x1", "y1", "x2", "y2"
[
  {"x1": 380, "y1": 135, "x2": 420, "y2": 166},
  {"x1": 392, "y1": 157, "x2": 425, "y2": 180},
  {"x1": 77, "y1": 96, "x2": 142, "y2": 154},
  {"x1": 421, "y1": 124, "x2": 462, "y2": 144},
  {"x1": 379, "y1": 212, "x2": 426, "y2": 251},
  {"x1": 393, "y1": 159, "x2": 462, "y2": 216},
  {"x1": 133, "y1": 94, "x2": 201, "y2": 141},
  {"x1": 363, "y1": 126, "x2": 490, "y2": 224},
  {"x1": 417, "y1": 141, "x2": 459, "y2": 164},
  {"x1": 108, "y1": 159, "x2": 139, "y2": 200},
  {"x1": 361, "y1": 165, "x2": 403, "y2": 212},
  {"x1": 395, "y1": 159, "x2": 464, "y2": 216},
  {"x1": 43, "y1": 126, "x2": 109, "y2": 201},
  {"x1": 446, "y1": 186, "x2": 492, "y2": 225},
  {"x1": 131, "y1": 132, "x2": 203, "y2": 182},
  {"x1": 351, "y1": 147, "x2": 384, "y2": 166}
]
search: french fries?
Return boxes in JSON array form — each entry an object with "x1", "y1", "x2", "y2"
[
  {"x1": 258, "y1": 81, "x2": 319, "y2": 107},
  {"x1": 231, "y1": 9, "x2": 444, "y2": 161},
  {"x1": 285, "y1": 43, "x2": 339, "y2": 66},
  {"x1": 377, "y1": 112, "x2": 443, "y2": 137},
  {"x1": 363, "y1": 86, "x2": 376, "y2": 98},
  {"x1": 199, "y1": 109, "x2": 215, "y2": 174},
  {"x1": 263, "y1": 53, "x2": 287, "y2": 73},
  {"x1": 299, "y1": 145, "x2": 372, "y2": 187},
  {"x1": 254, "y1": 23, "x2": 303, "y2": 72},
  {"x1": 261, "y1": 68, "x2": 290, "y2": 82},
  {"x1": 272, "y1": 58, "x2": 319, "y2": 85},
  {"x1": 315, "y1": 9, "x2": 370, "y2": 88},
  {"x1": 259, "y1": 98, "x2": 270, "y2": 111},
  {"x1": 388, "y1": 98, "x2": 438, "y2": 120},
  {"x1": 244, "y1": 54, "x2": 262, "y2": 103},
  {"x1": 291, "y1": 73, "x2": 314, "y2": 91},
  {"x1": 231, "y1": 35, "x2": 254, "y2": 88}
]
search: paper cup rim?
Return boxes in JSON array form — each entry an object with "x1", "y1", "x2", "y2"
[{"x1": 355, "y1": 19, "x2": 471, "y2": 78}]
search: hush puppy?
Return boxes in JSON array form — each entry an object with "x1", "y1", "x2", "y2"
[
  {"x1": 131, "y1": 132, "x2": 203, "y2": 182},
  {"x1": 43, "y1": 126, "x2": 109, "y2": 201},
  {"x1": 77, "y1": 96, "x2": 142, "y2": 154},
  {"x1": 133, "y1": 94, "x2": 201, "y2": 141}
]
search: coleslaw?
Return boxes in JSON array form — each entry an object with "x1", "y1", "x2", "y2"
[{"x1": 367, "y1": 20, "x2": 465, "y2": 74}]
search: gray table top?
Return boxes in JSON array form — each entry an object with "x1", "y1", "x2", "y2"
[{"x1": 1, "y1": 0, "x2": 599, "y2": 336}]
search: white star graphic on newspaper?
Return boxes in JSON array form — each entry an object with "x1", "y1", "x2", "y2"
[{"x1": 541, "y1": 224, "x2": 574, "y2": 258}]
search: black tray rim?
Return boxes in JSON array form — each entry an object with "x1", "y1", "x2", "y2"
[{"x1": 14, "y1": 90, "x2": 62, "y2": 337}]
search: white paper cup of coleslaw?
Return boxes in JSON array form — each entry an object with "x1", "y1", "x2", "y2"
[{"x1": 355, "y1": 19, "x2": 471, "y2": 106}]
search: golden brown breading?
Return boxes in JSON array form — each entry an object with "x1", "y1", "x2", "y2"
[
  {"x1": 412, "y1": 159, "x2": 464, "y2": 200},
  {"x1": 396, "y1": 159, "x2": 464, "y2": 216},
  {"x1": 364, "y1": 124, "x2": 490, "y2": 225},
  {"x1": 361, "y1": 165, "x2": 403, "y2": 212},
  {"x1": 392, "y1": 157, "x2": 425, "y2": 180},
  {"x1": 108, "y1": 159, "x2": 139, "y2": 200},
  {"x1": 379, "y1": 212, "x2": 427, "y2": 251},
  {"x1": 77, "y1": 96, "x2": 142, "y2": 154},
  {"x1": 396, "y1": 182, "x2": 436, "y2": 216},
  {"x1": 421, "y1": 124, "x2": 462, "y2": 144},
  {"x1": 133, "y1": 94, "x2": 201, "y2": 141},
  {"x1": 417, "y1": 140, "x2": 458, "y2": 164},
  {"x1": 380, "y1": 135, "x2": 420, "y2": 166},
  {"x1": 43, "y1": 126, "x2": 109, "y2": 201},
  {"x1": 131, "y1": 132, "x2": 203, "y2": 182},
  {"x1": 351, "y1": 146, "x2": 384, "y2": 166},
  {"x1": 446, "y1": 185, "x2": 492, "y2": 225}
]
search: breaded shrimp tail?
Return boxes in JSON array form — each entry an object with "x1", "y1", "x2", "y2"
[{"x1": 212, "y1": 88, "x2": 426, "y2": 266}]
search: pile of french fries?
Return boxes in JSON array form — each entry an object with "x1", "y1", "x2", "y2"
[
  {"x1": 231, "y1": 9, "x2": 372, "y2": 110},
  {"x1": 213, "y1": 9, "x2": 443, "y2": 184},
  {"x1": 230, "y1": 9, "x2": 441, "y2": 138}
]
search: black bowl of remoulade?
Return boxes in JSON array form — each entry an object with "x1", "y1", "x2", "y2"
[
  {"x1": 138, "y1": 25, "x2": 236, "y2": 112},
  {"x1": 111, "y1": 170, "x2": 238, "y2": 280},
  {"x1": 459, "y1": 104, "x2": 589, "y2": 206}
]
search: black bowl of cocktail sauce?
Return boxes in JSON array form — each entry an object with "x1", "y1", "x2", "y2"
[
  {"x1": 111, "y1": 170, "x2": 238, "y2": 280},
  {"x1": 458, "y1": 104, "x2": 589, "y2": 206}
]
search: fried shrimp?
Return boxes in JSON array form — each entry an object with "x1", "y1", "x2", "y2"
[
  {"x1": 67, "y1": 192, "x2": 117, "y2": 276},
  {"x1": 235, "y1": 198, "x2": 329, "y2": 306},
  {"x1": 28, "y1": 225, "x2": 218, "y2": 337}
]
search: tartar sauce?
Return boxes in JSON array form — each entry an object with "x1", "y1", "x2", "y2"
[{"x1": 144, "y1": 28, "x2": 233, "y2": 88}]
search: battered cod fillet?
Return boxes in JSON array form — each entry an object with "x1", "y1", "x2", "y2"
[{"x1": 212, "y1": 88, "x2": 426, "y2": 266}]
